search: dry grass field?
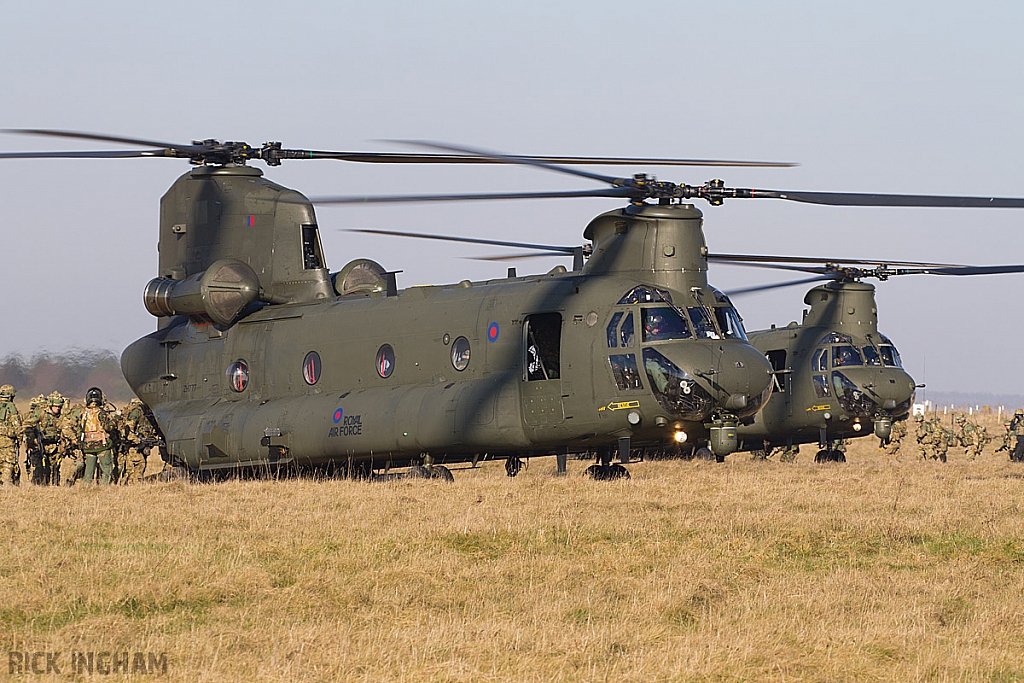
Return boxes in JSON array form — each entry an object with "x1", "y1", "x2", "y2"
[{"x1": 2, "y1": 413, "x2": 1023, "y2": 682}]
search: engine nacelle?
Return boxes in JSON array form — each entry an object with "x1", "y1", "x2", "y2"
[{"x1": 144, "y1": 258, "x2": 261, "y2": 326}]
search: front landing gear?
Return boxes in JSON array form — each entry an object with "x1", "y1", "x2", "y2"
[
  {"x1": 505, "y1": 456, "x2": 523, "y2": 477},
  {"x1": 585, "y1": 439, "x2": 632, "y2": 480}
]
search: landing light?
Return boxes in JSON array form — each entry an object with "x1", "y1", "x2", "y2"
[
  {"x1": 853, "y1": 422, "x2": 863, "y2": 432},
  {"x1": 673, "y1": 431, "x2": 688, "y2": 444}
]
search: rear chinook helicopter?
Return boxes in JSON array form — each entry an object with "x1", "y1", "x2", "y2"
[
  {"x1": 5, "y1": 130, "x2": 1024, "y2": 479},
  {"x1": 714, "y1": 257, "x2": 1024, "y2": 461}
]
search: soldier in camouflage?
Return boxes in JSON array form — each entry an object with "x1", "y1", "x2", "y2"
[
  {"x1": 915, "y1": 414, "x2": 949, "y2": 462},
  {"x1": 954, "y1": 414, "x2": 990, "y2": 461},
  {"x1": 1011, "y1": 409, "x2": 1024, "y2": 463},
  {"x1": 120, "y1": 398, "x2": 157, "y2": 484},
  {"x1": 22, "y1": 392, "x2": 66, "y2": 485},
  {"x1": 883, "y1": 418, "x2": 908, "y2": 461},
  {"x1": 59, "y1": 400, "x2": 86, "y2": 486},
  {"x1": 0, "y1": 384, "x2": 22, "y2": 485}
]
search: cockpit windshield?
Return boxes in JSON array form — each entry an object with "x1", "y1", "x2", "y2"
[
  {"x1": 832, "y1": 345, "x2": 863, "y2": 367},
  {"x1": 687, "y1": 307, "x2": 720, "y2": 339},
  {"x1": 879, "y1": 345, "x2": 903, "y2": 368},
  {"x1": 714, "y1": 306, "x2": 748, "y2": 341},
  {"x1": 862, "y1": 345, "x2": 882, "y2": 366},
  {"x1": 642, "y1": 306, "x2": 692, "y2": 342}
]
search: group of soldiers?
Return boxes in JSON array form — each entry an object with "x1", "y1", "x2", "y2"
[
  {"x1": 882, "y1": 409, "x2": 1024, "y2": 462},
  {"x1": 0, "y1": 384, "x2": 161, "y2": 487}
]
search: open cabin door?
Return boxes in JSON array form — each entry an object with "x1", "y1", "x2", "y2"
[{"x1": 520, "y1": 312, "x2": 565, "y2": 426}]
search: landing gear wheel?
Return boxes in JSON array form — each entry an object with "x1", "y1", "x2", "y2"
[
  {"x1": 505, "y1": 457, "x2": 523, "y2": 478},
  {"x1": 429, "y1": 465, "x2": 454, "y2": 482},
  {"x1": 584, "y1": 463, "x2": 630, "y2": 480},
  {"x1": 814, "y1": 449, "x2": 846, "y2": 463},
  {"x1": 695, "y1": 447, "x2": 715, "y2": 461},
  {"x1": 406, "y1": 465, "x2": 431, "y2": 479}
]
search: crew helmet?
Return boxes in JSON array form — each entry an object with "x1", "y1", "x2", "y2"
[
  {"x1": 85, "y1": 387, "x2": 104, "y2": 406},
  {"x1": 0, "y1": 384, "x2": 14, "y2": 399},
  {"x1": 48, "y1": 392, "x2": 65, "y2": 407}
]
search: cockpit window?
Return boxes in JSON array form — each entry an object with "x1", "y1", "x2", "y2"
[
  {"x1": 862, "y1": 345, "x2": 882, "y2": 366},
  {"x1": 642, "y1": 306, "x2": 691, "y2": 342},
  {"x1": 714, "y1": 306, "x2": 748, "y2": 341},
  {"x1": 833, "y1": 345, "x2": 863, "y2": 367},
  {"x1": 879, "y1": 345, "x2": 903, "y2": 368},
  {"x1": 812, "y1": 347, "x2": 829, "y2": 373},
  {"x1": 618, "y1": 286, "x2": 673, "y2": 305},
  {"x1": 819, "y1": 332, "x2": 853, "y2": 345},
  {"x1": 620, "y1": 312, "x2": 635, "y2": 347},
  {"x1": 606, "y1": 312, "x2": 623, "y2": 348},
  {"x1": 687, "y1": 307, "x2": 720, "y2": 339}
]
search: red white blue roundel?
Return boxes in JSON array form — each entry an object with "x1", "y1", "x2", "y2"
[
  {"x1": 487, "y1": 322, "x2": 499, "y2": 342},
  {"x1": 333, "y1": 408, "x2": 343, "y2": 423},
  {"x1": 303, "y1": 351, "x2": 321, "y2": 385}
]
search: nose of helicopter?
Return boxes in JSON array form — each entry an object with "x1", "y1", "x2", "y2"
[
  {"x1": 831, "y1": 365, "x2": 917, "y2": 416},
  {"x1": 663, "y1": 342, "x2": 773, "y2": 417},
  {"x1": 710, "y1": 342, "x2": 775, "y2": 415}
]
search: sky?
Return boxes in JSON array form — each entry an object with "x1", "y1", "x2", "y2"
[{"x1": 1, "y1": 0, "x2": 1023, "y2": 398}]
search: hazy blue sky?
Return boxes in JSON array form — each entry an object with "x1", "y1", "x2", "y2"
[{"x1": 2, "y1": 1, "x2": 1023, "y2": 397}]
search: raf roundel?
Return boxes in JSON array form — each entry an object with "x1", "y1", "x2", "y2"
[
  {"x1": 487, "y1": 322, "x2": 500, "y2": 342},
  {"x1": 333, "y1": 408, "x2": 343, "y2": 423}
]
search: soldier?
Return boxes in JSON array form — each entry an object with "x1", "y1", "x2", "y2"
[
  {"x1": 120, "y1": 398, "x2": 157, "y2": 484},
  {"x1": 1011, "y1": 409, "x2": 1024, "y2": 463},
  {"x1": 23, "y1": 392, "x2": 66, "y2": 484},
  {"x1": 79, "y1": 387, "x2": 117, "y2": 486},
  {"x1": 22, "y1": 394, "x2": 47, "y2": 482},
  {"x1": 883, "y1": 418, "x2": 907, "y2": 461},
  {"x1": 955, "y1": 414, "x2": 990, "y2": 461},
  {"x1": 0, "y1": 384, "x2": 22, "y2": 485},
  {"x1": 928, "y1": 416, "x2": 951, "y2": 462},
  {"x1": 913, "y1": 413, "x2": 930, "y2": 459},
  {"x1": 59, "y1": 400, "x2": 86, "y2": 486}
]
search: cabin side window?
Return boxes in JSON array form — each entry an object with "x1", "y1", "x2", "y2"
[{"x1": 301, "y1": 224, "x2": 325, "y2": 270}]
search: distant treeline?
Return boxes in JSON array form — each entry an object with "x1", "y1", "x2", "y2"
[{"x1": 0, "y1": 350, "x2": 135, "y2": 403}]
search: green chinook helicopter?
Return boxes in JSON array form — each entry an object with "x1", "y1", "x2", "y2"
[
  {"x1": 713, "y1": 257, "x2": 1024, "y2": 462},
  {"x1": 5, "y1": 131, "x2": 1024, "y2": 479}
]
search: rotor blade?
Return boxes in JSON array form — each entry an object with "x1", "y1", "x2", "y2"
[
  {"x1": 346, "y1": 228, "x2": 578, "y2": 254},
  {"x1": 0, "y1": 149, "x2": 171, "y2": 159},
  {"x1": 388, "y1": 140, "x2": 625, "y2": 187},
  {"x1": 1, "y1": 128, "x2": 203, "y2": 153},
  {"x1": 900, "y1": 264, "x2": 1024, "y2": 276},
  {"x1": 710, "y1": 260, "x2": 831, "y2": 275},
  {"x1": 708, "y1": 253, "x2": 961, "y2": 268},
  {"x1": 310, "y1": 187, "x2": 634, "y2": 204},
  {"x1": 740, "y1": 188, "x2": 1024, "y2": 208},
  {"x1": 294, "y1": 150, "x2": 798, "y2": 167},
  {"x1": 725, "y1": 275, "x2": 835, "y2": 297},
  {"x1": 464, "y1": 251, "x2": 570, "y2": 261}
]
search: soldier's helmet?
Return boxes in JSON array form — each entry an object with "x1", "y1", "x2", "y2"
[
  {"x1": 128, "y1": 397, "x2": 143, "y2": 406},
  {"x1": 0, "y1": 384, "x2": 15, "y2": 399},
  {"x1": 85, "y1": 387, "x2": 104, "y2": 407},
  {"x1": 47, "y1": 392, "x2": 65, "y2": 407},
  {"x1": 914, "y1": 413, "x2": 924, "y2": 422},
  {"x1": 955, "y1": 415, "x2": 966, "y2": 423},
  {"x1": 1016, "y1": 409, "x2": 1024, "y2": 417}
]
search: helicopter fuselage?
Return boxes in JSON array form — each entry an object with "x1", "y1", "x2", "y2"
[
  {"x1": 736, "y1": 281, "x2": 916, "y2": 452},
  {"x1": 119, "y1": 165, "x2": 774, "y2": 473}
]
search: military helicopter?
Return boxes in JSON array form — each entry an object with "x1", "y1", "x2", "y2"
[
  {"x1": 713, "y1": 257, "x2": 1024, "y2": 462},
  {"x1": 5, "y1": 131, "x2": 1024, "y2": 479}
]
